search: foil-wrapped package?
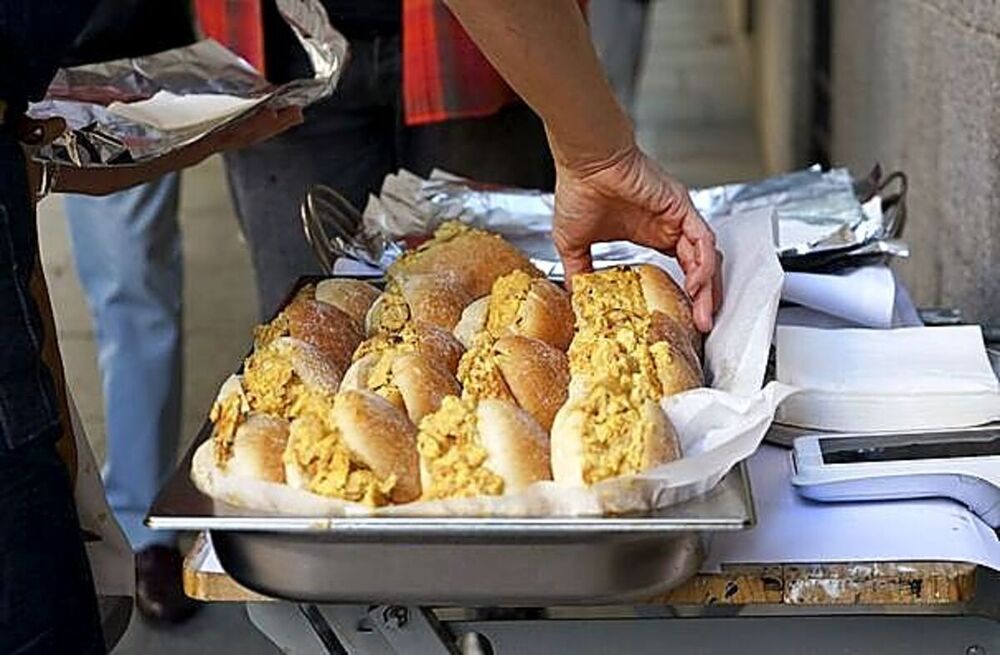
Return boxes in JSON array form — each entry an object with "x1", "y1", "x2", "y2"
[{"x1": 28, "y1": 0, "x2": 347, "y2": 168}]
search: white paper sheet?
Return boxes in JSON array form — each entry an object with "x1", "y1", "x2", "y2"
[
  {"x1": 108, "y1": 90, "x2": 263, "y2": 132},
  {"x1": 704, "y1": 445, "x2": 1000, "y2": 572},
  {"x1": 776, "y1": 325, "x2": 1000, "y2": 431},
  {"x1": 783, "y1": 266, "x2": 896, "y2": 329}
]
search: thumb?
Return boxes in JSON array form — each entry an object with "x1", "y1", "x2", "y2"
[{"x1": 558, "y1": 244, "x2": 593, "y2": 290}]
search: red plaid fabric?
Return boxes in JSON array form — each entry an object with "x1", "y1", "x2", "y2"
[{"x1": 195, "y1": 1, "x2": 584, "y2": 126}]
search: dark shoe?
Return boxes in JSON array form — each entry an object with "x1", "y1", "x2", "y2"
[{"x1": 135, "y1": 545, "x2": 200, "y2": 625}]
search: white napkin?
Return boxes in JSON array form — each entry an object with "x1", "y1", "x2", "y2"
[
  {"x1": 776, "y1": 325, "x2": 1000, "y2": 431},
  {"x1": 108, "y1": 90, "x2": 263, "y2": 132}
]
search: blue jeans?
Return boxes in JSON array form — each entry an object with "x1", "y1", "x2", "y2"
[{"x1": 64, "y1": 175, "x2": 182, "y2": 551}]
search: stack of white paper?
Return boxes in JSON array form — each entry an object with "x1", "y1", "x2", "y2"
[{"x1": 776, "y1": 325, "x2": 1000, "y2": 431}]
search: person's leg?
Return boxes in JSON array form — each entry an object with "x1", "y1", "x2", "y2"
[
  {"x1": 0, "y1": 436, "x2": 104, "y2": 655},
  {"x1": 588, "y1": 0, "x2": 653, "y2": 115},
  {"x1": 64, "y1": 175, "x2": 182, "y2": 552},
  {"x1": 224, "y1": 36, "x2": 398, "y2": 319},
  {"x1": 402, "y1": 102, "x2": 556, "y2": 191}
]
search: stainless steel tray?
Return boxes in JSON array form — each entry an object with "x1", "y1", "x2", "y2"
[{"x1": 147, "y1": 275, "x2": 756, "y2": 604}]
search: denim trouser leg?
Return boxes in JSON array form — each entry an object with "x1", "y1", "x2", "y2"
[{"x1": 64, "y1": 174, "x2": 182, "y2": 551}]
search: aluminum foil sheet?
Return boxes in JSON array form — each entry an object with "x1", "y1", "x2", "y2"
[
  {"x1": 359, "y1": 165, "x2": 902, "y2": 270},
  {"x1": 28, "y1": 0, "x2": 347, "y2": 168}
]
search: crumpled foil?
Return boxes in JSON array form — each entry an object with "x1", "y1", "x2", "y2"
[
  {"x1": 358, "y1": 165, "x2": 902, "y2": 272},
  {"x1": 28, "y1": 0, "x2": 347, "y2": 168}
]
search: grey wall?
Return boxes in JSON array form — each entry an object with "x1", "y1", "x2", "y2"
[{"x1": 830, "y1": 0, "x2": 1000, "y2": 323}]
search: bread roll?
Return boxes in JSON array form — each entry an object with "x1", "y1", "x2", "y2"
[
  {"x1": 416, "y1": 396, "x2": 551, "y2": 500},
  {"x1": 283, "y1": 298, "x2": 364, "y2": 373},
  {"x1": 315, "y1": 278, "x2": 381, "y2": 325},
  {"x1": 210, "y1": 375, "x2": 250, "y2": 467},
  {"x1": 551, "y1": 384, "x2": 681, "y2": 486},
  {"x1": 637, "y1": 264, "x2": 701, "y2": 357},
  {"x1": 366, "y1": 273, "x2": 472, "y2": 335},
  {"x1": 242, "y1": 337, "x2": 341, "y2": 420},
  {"x1": 283, "y1": 390, "x2": 420, "y2": 505},
  {"x1": 453, "y1": 297, "x2": 490, "y2": 348},
  {"x1": 484, "y1": 270, "x2": 574, "y2": 350},
  {"x1": 354, "y1": 320, "x2": 465, "y2": 374},
  {"x1": 226, "y1": 414, "x2": 290, "y2": 483},
  {"x1": 342, "y1": 350, "x2": 460, "y2": 424},
  {"x1": 388, "y1": 221, "x2": 540, "y2": 298}
]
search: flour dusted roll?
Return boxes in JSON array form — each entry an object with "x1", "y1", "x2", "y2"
[
  {"x1": 342, "y1": 350, "x2": 460, "y2": 424},
  {"x1": 637, "y1": 264, "x2": 701, "y2": 357},
  {"x1": 482, "y1": 270, "x2": 574, "y2": 350},
  {"x1": 416, "y1": 396, "x2": 551, "y2": 500},
  {"x1": 550, "y1": 385, "x2": 680, "y2": 486},
  {"x1": 255, "y1": 293, "x2": 364, "y2": 375},
  {"x1": 315, "y1": 278, "x2": 381, "y2": 325},
  {"x1": 353, "y1": 320, "x2": 465, "y2": 375},
  {"x1": 283, "y1": 390, "x2": 420, "y2": 505},
  {"x1": 226, "y1": 414, "x2": 290, "y2": 483},
  {"x1": 457, "y1": 334, "x2": 569, "y2": 431},
  {"x1": 366, "y1": 273, "x2": 473, "y2": 335},
  {"x1": 388, "y1": 221, "x2": 540, "y2": 298},
  {"x1": 241, "y1": 336, "x2": 341, "y2": 420}
]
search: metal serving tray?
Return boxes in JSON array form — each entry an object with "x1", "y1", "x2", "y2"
[{"x1": 147, "y1": 274, "x2": 756, "y2": 605}]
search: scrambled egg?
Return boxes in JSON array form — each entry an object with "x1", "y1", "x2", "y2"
[
  {"x1": 575, "y1": 384, "x2": 658, "y2": 484},
  {"x1": 353, "y1": 322, "x2": 422, "y2": 361},
  {"x1": 370, "y1": 280, "x2": 411, "y2": 334},
  {"x1": 417, "y1": 396, "x2": 504, "y2": 499},
  {"x1": 457, "y1": 334, "x2": 514, "y2": 402},
  {"x1": 485, "y1": 269, "x2": 533, "y2": 336},
  {"x1": 365, "y1": 351, "x2": 405, "y2": 409},
  {"x1": 210, "y1": 386, "x2": 249, "y2": 467},
  {"x1": 242, "y1": 341, "x2": 335, "y2": 420},
  {"x1": 284, "y1": 413, "x2": 396, "y2": 506}
]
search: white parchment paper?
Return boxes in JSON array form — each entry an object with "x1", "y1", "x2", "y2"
[{"x1": 193, "y1": 207, "x2": 794, "y2": 516}]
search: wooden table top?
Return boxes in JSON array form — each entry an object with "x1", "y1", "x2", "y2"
[{"x1": 183, "y1": 533, "x2": 980, "y2": 607}]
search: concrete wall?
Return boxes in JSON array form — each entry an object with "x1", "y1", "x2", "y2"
[
  {"x1": 830, "y1": 0, "x2": 1000, "y2": 323},
  {"x1": 751, "y1": 0, "x2": 815, "y2": 173}
]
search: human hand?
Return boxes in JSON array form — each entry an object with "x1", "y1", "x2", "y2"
[
  {"x1": 552, "y1": 144, "x2": 722, "y2": 332},
  {"x1": 24, "y1": 105, "x2": 303, "y2": 198}
]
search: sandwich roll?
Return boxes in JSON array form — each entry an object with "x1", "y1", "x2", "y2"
[
  {"x1": 551, "y1": 384, "x2": 681, "y2": 486},
  {"x1": 242, "y1": 336, "x2": 341, "y2": 420},
  {"x1": 484, "y1": 270, "x2": 574, "y2": 350},
  {"x1": 210, "y1": 374, "x2": 250, "y2": 467},
  {"x1": 283, "y1": 390, "x2": 420, "y2": 505},
  {"x1": 341, "y1": 350, "x2": 460, "y2": 424},
  {"x1": 282, "y1": 297, "x2": 364, "y2": 373},
  {"x1": 315, "y1": 278, "x2": 381, "y2": 325},
  {"x1": 353, "y1": 320, "x2": 465, "y2": 374},
  {"x1": 388, "y1": 221, "x2": 541, "y2": 298},
  {"x1": 226, "y1": 414, "x2": 290, "y2": 483},
  {"x1": 366, "y1": 272, "x2": 472, "y2": 335},
  {"x1": 417, "y1": 396, "x2": 551, "y2": 500},
  {"x1": 636, "y1": 264, "x2": 701, "y2": 357}
]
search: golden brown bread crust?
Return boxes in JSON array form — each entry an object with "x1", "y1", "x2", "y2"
[
  {"x1": 283, "y1": 298, "x2": 364, "y2": 374},
  {"x1": 333, "y1": 390, "x2": 421, "y2": 503},
  {"x1": 389, "y1": 222, "x2": 540, "y2": 298},
  {"x1": 315, "y1": 279, "x2": 381, "y2": 325},
  {"x1": 476, "y1": 399, "x2": 552, "y2": 491},
  {"x1": 648, "y1": 311, "x2": 703, "y2": 395},
  {"x1": 637, "y1": 264, "x2": 701, "y2": 357},
  {"x1": 391, "y1": 352, "x2": 461, "y2": 423},
  {"x1": 354, "y1": 320, "x2": 465, "y2": 375},
  {"x1": 227, "y1": 414, "x2": 290, "y2": 483},
  {"x1": 367, "y1": 273, "x2": 473, "y2": 334},
  {"x1": 493, "y1": 335, "x2": 570, "y2": 431},
  {"x1": 515, "y1": 278, "x2": 574, "y2": 350}
]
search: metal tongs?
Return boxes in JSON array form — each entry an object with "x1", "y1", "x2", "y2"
[{"x1": 300, "y1": 184, "x2": 401, "y2": 273}]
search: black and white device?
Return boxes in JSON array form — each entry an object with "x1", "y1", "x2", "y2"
[{"x1": 791, "y1": 426, "x2": 1000, "y2": 528}]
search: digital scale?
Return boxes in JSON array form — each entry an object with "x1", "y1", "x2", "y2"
[{"x1": 791, "y1": 426, "x2": 1000, "y2": 528}]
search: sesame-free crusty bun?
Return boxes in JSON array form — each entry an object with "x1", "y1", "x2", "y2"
[
  {"x1": 388, "y1": 222, "x2": 541, "y2": 298},
  {"x1": 255, "y1": 294, "x2": 364, "y2": 375},
  {"x1": 353, "y1": 320, "x2": 465, "y2": 375},
  {"x1": 416, "y1": 396, "x2": 551, "y2": 500},
  {"x1": 341, "y1": 351, "x2": 460, "y2": 424},
  {"x1": 366, "y1": 273, "x2": 473, "y2": 335},
  {"x1": 283, "y1": 390, "x2": 420, "y2": 506},
  {"x1": 636, "y1": 264, "x2": 701, "y2": 357},
  {"x1": 315, "y1": 278, "x2": 381, "y2": 325},
  {"x1": 453, "y1": 296, "x2": 490, "y2": 349},
  {"x1": 226, "y1": 414, "x2": 290, "y2": 483},
  {"x1": 484, "y1": 270, "x2": 574, "y2": 351},
  {"x1": 550, "y1": 384, "x2": 681, "y2": 486},
  {"x1": 241, "y1": 337, "x2": 341, "y2": 421}
]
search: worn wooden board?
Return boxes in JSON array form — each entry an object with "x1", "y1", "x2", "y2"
[{"x1": 184, "y1": 533, "x2": 979, "y2": 606}]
